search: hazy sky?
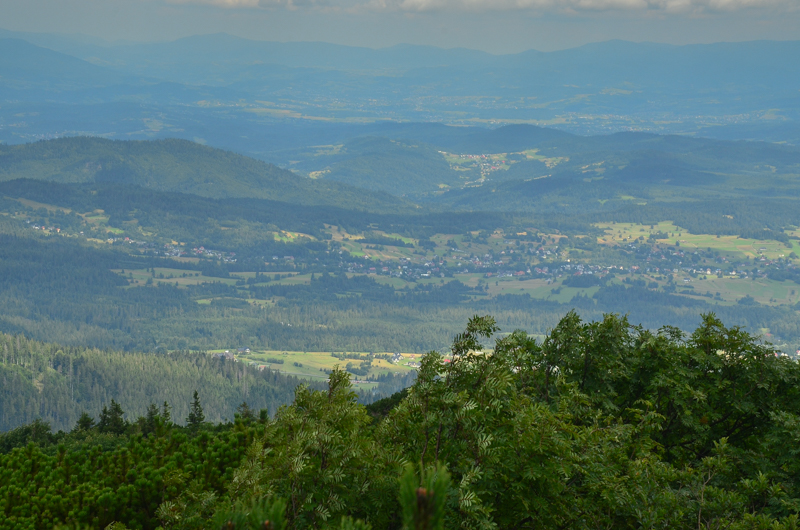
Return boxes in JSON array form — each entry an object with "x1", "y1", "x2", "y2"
[{"x1": 1, "y1": 0, "x2": 798, "y2": 53}]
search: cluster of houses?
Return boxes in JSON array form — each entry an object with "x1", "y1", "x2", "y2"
[
  {"x1": 212, "y1": 348, "x2": 250, "y2": 361},
  {"x1": 28, "y1": 223, "x2": 61, "y2": 233},
  {"x1": 191, "y1": 246, "x2": 237, "y2": 262},
  {"x1": 441, "y1": 151, "x2": 509, "y2": 178}
]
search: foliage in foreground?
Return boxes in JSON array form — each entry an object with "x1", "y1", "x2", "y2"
[{"x1": 4, "y1": 311, "x2": 800, "y2": 529}]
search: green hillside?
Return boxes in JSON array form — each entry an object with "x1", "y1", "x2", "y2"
[
  {"x1": 281, "y1": 127, "x2": 800, "y2": 207},
  {"x1": 421, "y1": 135, "x2": 800, "y2": 212},
  {"x1": 0, "y1": 332, "x2": 316, "y2": 432},
  {"x1": 0, "y1": 137, "x2": 414, "y2": 213},
  {"x1": 317, "y1": 137, "x2": 470, "y2": 196}
]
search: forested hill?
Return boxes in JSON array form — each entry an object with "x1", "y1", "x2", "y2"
[
  {"x1": 0, "y1": 332, "x2": 315, "y2": 432},
  {"x1": 0, "y1": 137, "x2": 415, "y2": 213},
  {"x1": 0, "y1": 330, "x2": 416, "y2": 432}
]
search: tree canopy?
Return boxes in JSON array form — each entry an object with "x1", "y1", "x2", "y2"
[{"x1": 3, "y1": 312, "x2": 800, "y2": 529}]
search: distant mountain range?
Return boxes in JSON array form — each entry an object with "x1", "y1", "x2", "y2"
[
  {"x1": 4, "y1": 30, "x2": 799, "y2": 87},
  {"x1": 0, "y1": 30, "x2": 798, "y2": 151},
  {"x1": 0, "y1": 29, "x2": 798, "y2": 218}
]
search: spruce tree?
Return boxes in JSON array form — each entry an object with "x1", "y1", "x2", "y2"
[
  {"x1": 143, "y1": 403, "x2": 160, "y2": 435},
  {"x1": 161, "y1": 401, "x2": 172, "y2": 425},
  {"x1": 186, "y1": 390, "x2": 204, "y2": 427},
  {"x1": 236, "y1": 401, "x2": 255, "y2": 423},
  {"x1": 75, "y1": 411, "x2": 95, "y2": 432},
  {"x1": 97, "y1": 399, "x2": 126, "y2": 435}
]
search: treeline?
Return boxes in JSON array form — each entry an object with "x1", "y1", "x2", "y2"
[
  {"x1": 0, "y1": 330, "x2": 418, "y2": 433},
  {"x1": 486, "y1": 283, "x2": 800, "y2": 345},
  {"x1": 251, "y1": 274, "x2": 481, "y2": 307},
  {"x1": 0, "y1": 233, "x2": 203, "y2": 350},
  {"x1": 4, "y1": 313, "x2": 800, "y2": 529},
  {"x1": 251, "y1": 272, "x2": 397, "y2": 303},
  {"x1": 0, "y1": 229, "x2": 476, "y2": 351},
  {"x1": 0, "y1": 332, "x2": 326, "y2": 432}
]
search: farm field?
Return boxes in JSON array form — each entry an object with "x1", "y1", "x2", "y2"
[
  {"x1": 328, "y1": 225, "x2": 547, "y2": 264},
  {"x1": 114, "y1": 261, "x2": 800, "y2": 310},
  {"x1": 222, "y1": 349, "x2": 422, "y2": 388},
  {"x1": 114, "y1": 267, "x2": 220, "y2": 287},
  {"x1": 115, "y1": 268, "x2": 308, "y2": 289},
  {"x1": 595, "y1": 221, "x2": 798, "y2": 260},
  {"x1": 682, "y1": 277, "x2": 800, "y2": 306},
  {"x1": 440, "y1": 148, "x2": 567, "y2": 179}
]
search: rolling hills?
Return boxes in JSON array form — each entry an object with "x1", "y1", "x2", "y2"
[
  {"x1": 1, "y1": 31, "x2": 798, "y2": 148},
  {"x1": 0, "y1": 137, "x2": 415, "y2": 212},
  {"x1": 272, "y1": 124, "x2": 800, "y2": 212},
  {"x1": 300, "y1": 136, "x2": 467, "y2": 196}
]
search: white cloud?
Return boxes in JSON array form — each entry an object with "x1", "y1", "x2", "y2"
[
  {"x1": 364, "y1": 0, "x2": 796, "y2": 13},
  {"x1": 258, "y1": 0, "x2": 330, "y2": 8},
  {"x1": 164, "y1": 0, "x2": 796, "y2": 11},
  {"x1": 166, "y1": 0, "x2": 261, "y2": 7},
  {"x1": 164, "y1": 0, "x2": 334, "y2": 8}
]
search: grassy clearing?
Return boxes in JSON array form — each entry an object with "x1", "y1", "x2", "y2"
[
  {"x1": 114, "y1": 268, "x2": 314, "y2": 290},
  {"x1": 273, "y1": 273, "x2": 310, "y2": 285},
  {"x1": 328, "y1": 226, "x2": 422, "y2": 261},
  {"x1": 229, "y1": 349, "x2": 422, "y2": 387},
  {"x1": 114, "y1": 268, "x2": 236, "y2": 288},
  {"x1": 14, "y1": 197, "x2": 72, "y2": 214},
  {"x1": 595, "y1": 221, "x2": 795, "y2": 261},
  {"x1": 691, "y1": 277, "x2": 800, "y2": 305},
  {"x1": 371, "y1": 276, "x2": 409, "y2": 289},
  {"x1": 274, "y1": 230, "x2": 316, "y2": 242},
  {"x1": 441, "y1": 148, "x2": 565, "y2": 175},
  {"x1": 459, "y1": 273, "x2": 602, "y2": 301},
  {"x1": 326, "y1": 228, "x2": 543, "y2": 266}
]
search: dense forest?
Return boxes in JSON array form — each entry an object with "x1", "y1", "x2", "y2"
[
  {"x1": 0, "y1": 331, "x2": 312, "y2": 432},
  {"x1": 0, "y1": 331, "x2": 415, "y2": 432},
  {"x1": 4, "y1": 312, "x2": 800, "y2": 529}
]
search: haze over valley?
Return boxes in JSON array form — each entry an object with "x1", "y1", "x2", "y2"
[{"x1": 2, "y1": 7, "x2": 800, "y2": 528}]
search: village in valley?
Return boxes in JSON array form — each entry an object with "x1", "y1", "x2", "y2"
[{"x1": 8, "y1": 189, "x2": 800, "y2": 364}]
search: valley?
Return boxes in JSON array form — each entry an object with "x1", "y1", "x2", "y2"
[
  {"x1": 2, "y1": 23, "x2": 800, "y2": 529},
  {"x1": 5, "y1": 170, "x2": 800, "y2": 359},
  {"x1": 1, "y1": 45, "x2": 800, "y2": 433}
]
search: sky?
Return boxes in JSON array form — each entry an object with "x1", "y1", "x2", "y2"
[{"x1": 0, "y1": 0, "x2": 798, "y2": 53}]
